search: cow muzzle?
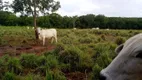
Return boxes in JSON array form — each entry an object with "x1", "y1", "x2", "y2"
[{"x1": 100, "y1": 69, "x2": 112, "y2": 80}]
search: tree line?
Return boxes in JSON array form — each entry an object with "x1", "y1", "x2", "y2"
[
  {"x1": 0, "y1": 0, "x2": 142, "y2": 29},
  {"x1": 0, "y1": 11, "x2": 142, "y2": 29}
]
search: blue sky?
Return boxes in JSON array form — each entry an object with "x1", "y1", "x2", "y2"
[{"x1": 4, "y1": 0, "x2": 142, "y2": 17}]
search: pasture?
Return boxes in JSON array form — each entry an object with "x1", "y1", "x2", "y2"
[{"x1": 0, "y1": 26, "x2": 141, "y2": 80}]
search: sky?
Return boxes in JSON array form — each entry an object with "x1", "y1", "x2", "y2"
[{"x1": 3, "y1": 0, "x2": 142, "y2": 17}]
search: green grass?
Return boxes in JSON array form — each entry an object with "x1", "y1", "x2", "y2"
[{"x1": 0, "y1": 26, "x2": 142, "y2": 80}]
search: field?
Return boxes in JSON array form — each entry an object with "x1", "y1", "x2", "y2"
[{"x1": 0, "y1": 26, "x2": 141, "y2": 80}]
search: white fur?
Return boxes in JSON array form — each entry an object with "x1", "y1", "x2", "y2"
[
  {"x1": 37, "y1": 27, "x2": 57, "y2": 46},
  {"x1": 100, "y1": 33, "x2": 142, "y2": 80},
  {"x1": 27, "y1": 27, "x2": 30, "y2": 29},
  {"x1": 73, "y1": 28, "x2": 77, "y2": 30},
  {"x1": 106, "y1": 28, "x2": 109, "y2": 30},
  {"x1": 92, "y1": 27, "x2": 99, "y2": 30}
]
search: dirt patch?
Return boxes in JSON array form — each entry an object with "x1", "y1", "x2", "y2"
[
  {"x1": 0, "y1": 44, "x2": 56, "y2": 56},
  {"x1": 65, "y1": 72, "x2": 87, "y2": 80}
]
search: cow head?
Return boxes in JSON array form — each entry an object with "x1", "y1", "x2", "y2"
[{"x1": 100, "y1": 33, "x2": 142, "y2": 80}]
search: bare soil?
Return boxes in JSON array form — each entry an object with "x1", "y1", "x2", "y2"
[
  {"x1": 65, "y1": 72, "x2": 87, "y2": 80},
  {"x1": 0, "y1": 44, "x2": 55, "y2": 56}
]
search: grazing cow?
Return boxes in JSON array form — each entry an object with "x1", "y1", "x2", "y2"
[
  {"x1": 92, "y1": 27, "x2": 99, "y2": 30},
  {"x1": 106, "y1": 29, "x2": 109, "y2": 30},
  {"x1": 100, "y1": 33, "x2": 142, "y2": 80},
  {"x1": 37, "y1": 27, "x2": 57, "y2": 46},
  {"x1": 73, "y1": 27, "x2": 77, "y2": 30},
  {"x1": 27, "y1": 26, "x2": 30, "y2": 29},
  {"x1": 96, "y1": 27, "x2": 99, "y2": 30}
]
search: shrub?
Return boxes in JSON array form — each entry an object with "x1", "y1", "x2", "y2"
[
  {"x1": 78, "y1": 37, "x2": 93, "y2": 43},
  {"x1": 100, "y1": 34, "x2": 106, "y2": 40},
  {"x1": 115, "y1": 36, "x2": 125, "y2": 45},
  {"x1": 45, "y1": 69, "x2": 66, "y2": 80},
  {"x1": 59, "y1": 45, "x2": 82, "y2": 72},
  {"x1": 60, "y1": 36, "x2": 72, "y2": 44},
  {"x1": 7, "y1": 57, "x2": 22, "y2": 74},
  {"x1": 20, "y1": 54, "x2": 38, "y2": 69},
  {"x1": 92, "y1": 64, "x2": 102, "y2": 80},
  {"x1": 52, "y1": 69, "x2": 66, "y2": 80},
  {"x1": 45, "y1": 54, "x2": 59, "y2": 69},
  {"x1": 79, "y1": 53, "x2": 94, "y2": 71},
  {"x1": 93, "y1": 43, "x2": 116, "y2": 67},
  {"x1": 45, "y1": 70, "x2": 53, "y2": 80},
  {"x1": 3, "y1": 72, "x2": 16, "y2": 80},
  {"x1": 37, "y1": 53, "x2": 59, "y2": 74}
]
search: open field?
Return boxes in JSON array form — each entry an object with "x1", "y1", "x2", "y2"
[{"x1": 0, "y1": 26, "x2": 141, "y2": 80}]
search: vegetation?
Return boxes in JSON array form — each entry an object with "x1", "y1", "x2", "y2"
[
  {"x1": 1, "y1": 11, "x2": 142, "y2": 29},
  {"x1": 0, "y1": 26, "x2": 141, "y2": 79}
]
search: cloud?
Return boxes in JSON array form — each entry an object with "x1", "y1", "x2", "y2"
[
  {"x1": 3, "y1": 0, "x2": 142, "y2": 17},
  {"x1": 57, "y1": 0, "x2": 101, "y2": 16},
  {"x1": 57, "y1": 0, "x2": 142, "y2": 17}
]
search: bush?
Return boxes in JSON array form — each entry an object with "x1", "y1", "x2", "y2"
[
  {"x1": 100, "y1": 34, "x2": 106, "y2": 40},
  {"x1": 59, "y1": 45, "x2": 82, "y2": 72},
  {"x1": 79, "y1": 53, "x2": 94, "y2": 71},
  {"x1": 3, "y1": 72, "x2": 16, "y2": 80},
  {"x1": 78, "y1": 37, "x2": 93, "y2": 43},
  {"x1": 20, "y1": 54, "x2": 38, "y2": 69},
  {"x1": 92, "y1": 64, "x2": 102, "y2": 80},
  {"x1": 45, "y1": 69, "x2": 66, "y2": 80},
  {"x1": 7, "y1": 57, "x2": 22, "y2": 74},
  {"x1": 115, "y1": 36, "x2": 125, "y2": 45},
  {"x1": 45, "y1": 54, "x2": 59, "y2": 69},
  {"x1": 60, "y1": 36, "x2": 72, "y2": 44},
  {"x1": 37, "y1": 53, "x2": 59, "y2": 74}
]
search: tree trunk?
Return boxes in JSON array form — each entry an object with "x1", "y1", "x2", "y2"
[{"x1": 34, "y1": 1, "x2": 38, "y2": 40}]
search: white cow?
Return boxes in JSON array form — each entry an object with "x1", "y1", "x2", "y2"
[
  {"x1": 27, "y1": 26, "x2": 30, "y2": 29},
  {"x1": 106, "y1": 28, "x2": 109, "y2": 30},
  {"x1": 73, "y1": 27, "x2": 77, "y2": 30},
  {"x1": 92, "y1": 27, "x2": 99, "y2": 30},
  {"x1": 96, "y1": 27, "x2": 99, "y2": 30},
  {"x1": 100, "y1": 33, "x2": 142, "y2": 80},
  {"x1": 37, "y1": 27, "x2": 57, "y2": 46}
]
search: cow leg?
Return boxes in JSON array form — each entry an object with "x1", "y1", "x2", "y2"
[
  {"x1": 51, "y1": 37, "x2": 54, "y2": 43},
  {"x1": 43, "y1": 37, "x2": 45, "y2": 46}
]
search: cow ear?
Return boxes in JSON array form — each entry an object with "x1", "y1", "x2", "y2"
[{"x1": 115, "y1": 44, "x2": 124, "y2": 54}]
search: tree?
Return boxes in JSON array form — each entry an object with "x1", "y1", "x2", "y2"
[
  {"x1": 0, "y1": 11, "x2": 17, "y2": 26},
  {"x1": 12, "y1": 0, "x2": 61, "y2": 39},
  {"x1": 72, "y1": 16, "x2": 78, "y2": 28},
  {"x1": 0, "y1": 0, "x2": 2, "y2": 10}
]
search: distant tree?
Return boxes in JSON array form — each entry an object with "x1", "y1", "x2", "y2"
[
  {"x1": 77, "y1": 14, "x2": 95, "y2": 28},
  {"x1": 94, "y1": 14, "x2": 107, "y2": 29},
  {"x1": 62, "y1": 16, "x2": 72, "y2": 28},
  {"x1": 0, "y1": 11, "x2": 17, "y2": 26},
  {"x1": 0, "y1": 0, "x2": 2, "y2": 10},
  {"x1": 12, "y1": 0, "x2": 61, "y2": 39},
  {"x1": 72, "y1": 16, "x2": 78, "y2": 28},
  {"x1": 49, "y1": 13, "x2": 62, "y2": 28}
]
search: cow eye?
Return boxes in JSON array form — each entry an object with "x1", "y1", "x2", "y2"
[{"x1": 136, "y1": 52, "x2": 142, "y2": 59}]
